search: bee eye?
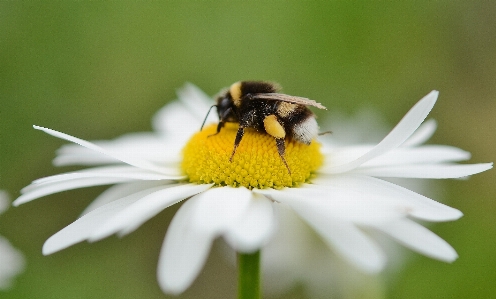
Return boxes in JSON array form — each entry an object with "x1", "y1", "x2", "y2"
[{"x1": 220, "y1": 97, "x2": 231, "y2": 108}]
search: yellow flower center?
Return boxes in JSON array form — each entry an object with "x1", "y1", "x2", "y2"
[{"x1": 181, "y1": 123, "x2": 323, "y2": 189}]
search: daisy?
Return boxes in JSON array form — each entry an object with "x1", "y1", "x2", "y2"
[
  {"x1": 14, "y1": 83, "x2": 492, "y2": 296},
  {"x1": 0, "y1": 191, "x2": 25, "y2": 290}
]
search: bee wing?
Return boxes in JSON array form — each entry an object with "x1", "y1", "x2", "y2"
[{"x1": 251, "y1": 93, "x2": 327, "y2": 109}]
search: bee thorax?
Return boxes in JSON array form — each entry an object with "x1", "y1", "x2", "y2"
[{"x1": 277, "y1": 102, "x2": 297, "y2": 118}]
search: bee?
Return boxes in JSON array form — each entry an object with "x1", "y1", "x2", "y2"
[{"x1": 201, "y1": 81, "x2": 327, "y2": 174}]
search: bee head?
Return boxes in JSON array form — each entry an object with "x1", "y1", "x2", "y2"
[{"x1": 216, "y1": 90, "x2": 238, "y2": 122}]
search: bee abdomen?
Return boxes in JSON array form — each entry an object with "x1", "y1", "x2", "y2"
[{"x1": 290, "y1": 116, "x2": 319, "y2": 145}]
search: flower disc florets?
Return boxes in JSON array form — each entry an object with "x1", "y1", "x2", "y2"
[{"x1": 182, "y1": 124, "x2": 323, "y2": 189}]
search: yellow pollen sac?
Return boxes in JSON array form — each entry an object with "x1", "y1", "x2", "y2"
[
  {"x1": 263, "y1": 115, "x2": 286, "y2": 139},
  {"x1": 181, "y1": 123, "x2": 323, "y2": 189}
]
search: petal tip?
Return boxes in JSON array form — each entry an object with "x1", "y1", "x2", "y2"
[
  {"x1": 41, "y1": 243, "x2": 55, "y2": 256},
  {"x1": 452, "y1": 210, "x2": 464, "y2": 220},
  {"x1": 428, "y1": 90, "x2": 439, "y2": 98},
  {"x1": 158, "y1": 283, "x2": 184, "y2": 296},
  {"x1": 422, "y1": 90, "x2": 439, "y2": 106},
  {"x1": 157, "y1": 271, "x2": 189, "y2": 296},
  {"x1": 472, "y1": 162, "x2": 493, "y2": 175},
  {"x1": 440, "y1": 248, "x2": 459, "y2": 263}
]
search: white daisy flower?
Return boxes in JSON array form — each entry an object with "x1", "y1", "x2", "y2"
[
  {"x1": 14, "y1": 84, "x2": 492, "y2": 295},
  {"x1": 0, "y1": 191, "x2": 25, "y2": 290}
]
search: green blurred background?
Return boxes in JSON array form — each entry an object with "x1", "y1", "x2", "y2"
[{"x1": 1, "y1": 2, "x2": 495, "y2": 298}]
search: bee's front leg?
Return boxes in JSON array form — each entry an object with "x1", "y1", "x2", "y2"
[
  {"x1": 229, "y1": 126, "x2": 245, "y2": 162},
  {"x1": 208, "y1": 121, "x2": 225, "y2": 138},
  {"x1": 208, "y1": 107, "x2": 232, "y2": 137}
]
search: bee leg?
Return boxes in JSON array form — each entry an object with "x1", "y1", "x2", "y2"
[
  {"x1": 208, "y1": 107, "x2": 232, "y2": 137},
  {"x1": 318, "y1": 130, "x2": 332, "y2": 136},
  {"x1": 208, "y1": 121, "x2": 225, "y2": 137},
  {"x1": 229, "y1": 126, "x2": 245, "y2": 162},
  {"x1": 263, "y1": 114, "x2": 291, "y2": 174},
  {"x1": 275, "y1": 138, "x2": 291, "y2": 175}
]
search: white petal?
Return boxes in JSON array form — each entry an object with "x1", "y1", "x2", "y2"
[
  {"x1": 255, "y1": 189, "x2": 387, "y2": 272},
  {"x1": 257, "y1": 187, "x2": 400, "y2": 224},
  {"x1": 375, "y1": 218, "x2": 458, "y2": 262},
  {"x1": 89, "y1": 183, "x2": 212, "y2": 241},
  {"x1": 190, "y1": 187, "x2": 252, "y2": 234},
  {"x1": 320, "y1": 145, "x2": 471, "y2": 173},
  {"x1": 80, "y1": 181, "x2": 167, "y2": 215},
  {"x1": 177, "y1": 83, "x2": 216, "y2": 119},
  {"x1": 31, "y1": 165, "x2": 182, "y2": 185},
  {"x1": 152, "y1": 83, "x2": 215, "y2": 134},
  {"x1": 325, "y1": 91, "x2": 438, "y2": 174},
  {"x1": 300, "y1": 218, "x2": 386, "y2": 273},
  {"x1": 0, "y1": 236, "x2": 25, "y2": 289},
  {"x1": 318, "y1": 108, "x2": 390, "y2": 146},
  {"x1": 158, "y1": 186, "x2": 254, "y2": 295},
  {"x1": 402, "y1": 119, "x2": 437, "y2": 147},
  {"x1": 157, "y1": 195, "x2": 215, "y2": 295},
  {"x1": 54, "y1": 144, "x2": 116, "y2": 166},
  {"x1": 151, "y1": 101, "x2": 203, "y2": 140},
  {"x1": 33, "y1": 126, "x2": 171, "y2": 174},
  {"x1": 360, "y1": 145, "x2": 471, "y2": 167},
  {"x1": 14, "y1": 177, "x2": 137, "y2": 206},
  {"x1": 287, "y1": 197, "x2": 386, "y2": 272},
  {"x1": 224, "y1": 193, "x2": 276, "y2": 253},
  {"x1": 310, "y1": 174, "x2": 462, "y2": 221},
  {"x1": 351, "y1": 163, "x2": 493, "y2": 178},
  {"x1": 319, "y1": 144, "x2": 373, "y2": 161},
  {"x1": 42, "y1": 187, "x2": 160, "y2": 255},
  {"x1": 54, "y1": 133, "x2": 182, "y2": 167}
]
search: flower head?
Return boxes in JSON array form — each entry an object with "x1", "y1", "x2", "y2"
[
  {"x1": 182, "y1": 123, "x2": 323, "y2": 188},
  {"x1": 0, "y1": 191, "x2": 25, "y2": 290},
  {"x1": 14, "y1": 83, "x2": 492, "y2": 294}
]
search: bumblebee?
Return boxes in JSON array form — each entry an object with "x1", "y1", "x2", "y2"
[{"x1": 201, "y1": 81, "x2": 327, "y2": 174}]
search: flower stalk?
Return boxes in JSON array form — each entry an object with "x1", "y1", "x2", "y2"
[{"x1": 237, "y1": 250, "x2": 261, "y2": 299}]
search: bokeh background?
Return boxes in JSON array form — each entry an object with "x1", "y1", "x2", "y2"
[{"x1": 1, "y1": 2, "x2": 495, "y2": 298}]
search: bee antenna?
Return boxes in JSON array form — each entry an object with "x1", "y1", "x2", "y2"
[{"x1": 200, "y1": 105, "x2": 218, "y2": 131}]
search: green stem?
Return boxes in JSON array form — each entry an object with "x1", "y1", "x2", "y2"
[{"x1": 237, "y1": 250, "x2": 261, "y2": 299}]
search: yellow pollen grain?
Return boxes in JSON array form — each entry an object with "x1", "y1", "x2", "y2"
[{"x1": 181, "y1": 123, "x2": 323, "y2": 189}]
